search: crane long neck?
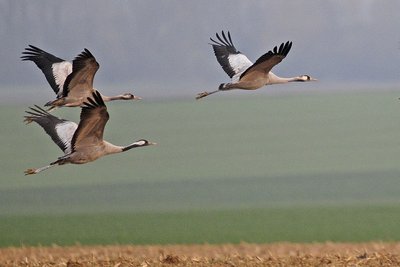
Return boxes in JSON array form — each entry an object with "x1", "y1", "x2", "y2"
[
  {"x1": 268, "y1": 72, "x2": 302, "y2": 84},
  {"x1": 100, "y1": 94, "x2": 125, "y2": 101},
  {"x1": 103, "y1": 141, "x2": 124, "y2": 154}
]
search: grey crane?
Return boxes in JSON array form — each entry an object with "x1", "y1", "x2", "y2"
[
  {"x1": 24, "y1": 90, "x2": 155, "y2": 175},
  {"x1": 196, "y1": 31, "x2": 316, "y2": 99},
  {"x1": 21, "y1": 45, "x2": 141, "y2": 109}
]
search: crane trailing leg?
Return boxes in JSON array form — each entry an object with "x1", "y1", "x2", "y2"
[
  {"x1": 24, "y1": 164, "x2": 56, "y2": 175},
  {"x1": 196, "y1": 83, "x2": 234, "y2": 100}
]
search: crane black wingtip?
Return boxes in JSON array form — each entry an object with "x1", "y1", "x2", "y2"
[
  {"x1": 270, "y1": 41, "x2": 293, "y2": 57},
  {"x1": 283, "y1": 41, "x2": 293, "y2": 56},
  {"x1": 83, "y1": 90, "x2": 106, "y2": 109},
  {"x1": 74, "y1": 48, "x2": 95, "y2": 62},
  {"x1": 93, "y1": 90, "x2": 105, "y2": 106}
]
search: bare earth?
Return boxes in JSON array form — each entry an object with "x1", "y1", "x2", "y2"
[{"x1": 1, "y1": 242, "x2": 400, "y2": 266}]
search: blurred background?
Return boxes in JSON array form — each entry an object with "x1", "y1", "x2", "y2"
[
  {"x1": 1, "y1": 0, "x2": 400, "y2": 246},
  {"x1": 1, "y1": 0, "x2": 400, "y2": 101}
]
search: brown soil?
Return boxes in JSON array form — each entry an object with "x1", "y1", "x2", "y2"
[{"x1": 1, "y1": 242, "x2": 400, "y2": 266}]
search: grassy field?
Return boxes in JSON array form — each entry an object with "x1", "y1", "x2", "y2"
[
  {"x1": 1, "y1": 88, "x2": 400, "y2": 247},
  {"x1": 2, "y1": 206, "x2": 400, "y2": 247}
]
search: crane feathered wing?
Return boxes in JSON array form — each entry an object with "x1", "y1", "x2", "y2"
[
  {"x1": 62, "y1": 48, "x2": 99, "y2": 99},
  {"x1": 24, "y1": 105, "x2": 77, "y2": 154},
  {"x1": 71, "y1": 90, "x2": 109, "y2": 152},
  {"x1": 210, "y1": 31, "x2": 253, "y2": 81},
  {"x1": 239, "y1": 41, "x2": 292, "y2": 81},
  {"x1": 21, "y1": 45, "x2": 72, "y2": 97}
]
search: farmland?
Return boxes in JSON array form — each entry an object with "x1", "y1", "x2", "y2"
[
  {"x1": 2, "y1": 242, "x2": 400, "y2": 266},
  {"x1": 1, "y1": 89, "x2": 400, "y2": 248}
]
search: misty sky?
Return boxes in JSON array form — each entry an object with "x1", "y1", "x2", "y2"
[{"x1": 1, "y1": 0, "x2": 399, "y2": 102}]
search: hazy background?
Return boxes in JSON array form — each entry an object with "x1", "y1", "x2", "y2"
[
  {"x1": 1, "y1": 1, "x2": 400, "y2": 246},
  {"x1": 1, "y1": 0, "x2": 399, "y2": 103}
]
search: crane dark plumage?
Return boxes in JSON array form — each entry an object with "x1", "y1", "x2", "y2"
[
  {"x1": 83, "y1": 89, "x2": 105, "y2": 108},
  {"x1": 62, "y1": 48, "x2": 99, "y2": 98},
  {"x1": 71, "y1": 90, "x2": 108, "y2": 152},
  {"x1": 71, "y1": 48, "x2": 99, "y2": 72},
  {"x1": 210, "y1": 31, "x2": 242, "y2": 78},
  {"x1": 24, "y1": 105, "x2": 77, "y2": 153},
  {"x1": 21, "y1": 45, "x2": 67, "y2": 95},
  {"x1": 239, "y1": 41, "x2": 292, "y2": 79}
]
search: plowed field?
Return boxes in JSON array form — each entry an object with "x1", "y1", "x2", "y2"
[{"x1": 1, "y1": 242, "x2": 400, "y2": 266}]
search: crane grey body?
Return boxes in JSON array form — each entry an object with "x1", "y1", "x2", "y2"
[
  {"x1": 24, "y1": 91, "x2": 155, "y2": 175},
  {"x1": 21, "y1": 45, "x2": 141, "y2": 109},
  {"x1": 196, "y1": 31, "x2": 316, "y2": 99}
]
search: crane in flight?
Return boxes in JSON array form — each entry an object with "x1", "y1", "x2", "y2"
[
  {"x1": 24, "y1": 90, "x2": 156, "y2": 175},
  {"x1": 196, "y1": 31, "x2": 316, "y2": 99},
  {"x1": 22, "y1": 45, "x2": 141, "y2": 109}
]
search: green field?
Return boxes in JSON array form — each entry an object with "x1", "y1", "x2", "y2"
[{"x1": 1, "y1": 89, "x2": 400, "y2": 247}]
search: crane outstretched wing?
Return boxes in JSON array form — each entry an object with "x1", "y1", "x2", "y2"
[
  {"x1": 71, "y1": 90, "x2": 108, "y2": 152},
  {"x1": 21, "y1": 45, "x2": 72, "y2": 97},
  {"x1": 239, "y1": 41, "x2": 292, "y2": 81},
  {"x1": 62, "y1": 48, "x2": 99, "y2": 99},
  {"x1": 24, "y1": 105, "x2": 77, "y2": 154},
  {"x1": 210, "y1": 31, "x2": 253, "y2": 80}
]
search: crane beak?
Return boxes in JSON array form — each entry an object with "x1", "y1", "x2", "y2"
[
  {"x1": 310, "y1": 77, "x2": 317, "y2": 81},
  {"x1": 133, "y1": 95, "x2": 142, "y2": 100},
  {"x1": 149, "y1": 141, "x2": 157, "y2": 146}
]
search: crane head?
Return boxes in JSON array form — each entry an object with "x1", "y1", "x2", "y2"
[
  {"x1": 298, "y1": 75, "x2": 317, "y2": 82},
  {"x1": 136, "y1": 139, "x2": 157, "y2": 146},
  {"x1": 122, "y1": 93, "x2": 142, "y2": 100}
]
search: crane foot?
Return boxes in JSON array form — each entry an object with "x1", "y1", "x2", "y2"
[
  {"x1": 24, "y1": 168, "x2": 37, "y2": 175},
  {"x1": 196, "y1": 92, "x2": 209, "y2": 100}
]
